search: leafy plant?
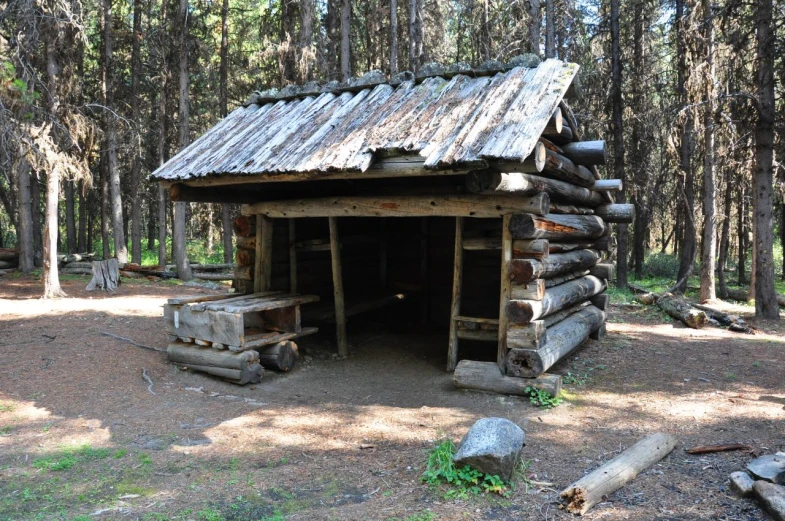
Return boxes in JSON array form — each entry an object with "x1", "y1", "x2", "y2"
[
  {"x1": 420, "y1": 439, "x2": 512, "y2": 498},
  {"x1": 524, "y1": 387, "x2": 563, "y2": 409}
]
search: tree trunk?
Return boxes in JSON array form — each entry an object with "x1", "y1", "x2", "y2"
[
  {"x1": 65, "y1": 180, "x2": 76, "y2": 254},
  {"x1": 102, "y1": 0, "x2": 128, "y2": 264},
  {"x1": 390, "y1": 0, "x2": 398, "y2": 74},
  {"x1": 77, "y1": 181, "x2": 87, "y2": 252},
  {"x1": 130, "y1": 0, "x2": 143, "y2": 264},
  {"x1": 340, "y1": 0, "x2": 351, "y2": 81},
  {"x1": 700, "y1": 0, "x2": 716, "y2": 303},
  {"x1": 31, "y1": 172, "x2": 42, "y2": 266},
  {"x1": 545, "y1": 0, "x2": 555, "y2": 58},
  {"x1": 738, "y1": 182, "x2": 746, "y2": 284},
  {"x1": 175, "y1": 0, "x2": 192, "y2": 280},
  {"x1": 526, "y1": 0, "x2": 540, "y2": 54},
  {"x1": 753, "y1": 0, "x2": 778, "y2": 318},
  {"x1": 409, "y1": 0, "x2": 422, "y2": 71},
  {"x1": 16, "y1": 159, "x2": 34, "y2": 273},
  {"x1": 610, "y1": 0, "x2": 627, "y2": 289},
  {"x1": 717, "y1": 172, "x2": 732, "y2": 298},
  {"x1": 218, "y1": 0, "x2": 233, "y2": 266},
  {"x1": 299, "y1": 0, "x2": 314, "y2": 82}
]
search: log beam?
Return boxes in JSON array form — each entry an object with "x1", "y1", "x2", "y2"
[
  {"x1": 507, "y1": 275, "x2": 606, "y2": 324},
  {"x1": 467, "y1": 171, "x2": 604, "y2": 207},
  {"x1": 594, "y1": 203, "x2": 635, "y2": 223},
  {"x1": 454, "y1": 360, "x2": 562, "y2": 397},
  {"x1": 509, "y1": 213, "x2": 608, "y2": 241},
  {"x1": 508, "y1": 249, "x2": 601, "y2": 283},
  {"x1": 559, "y1": 140, "x2": 607, "y2": 166}
]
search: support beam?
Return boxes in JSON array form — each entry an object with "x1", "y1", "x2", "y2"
[
  {"x1": 447, "y1": 217, "x2": 463, "y2": 372},
  {"x1": 559, "y1": 140, "x2": 607, "y2": 166},
  {"x1": 506, "y1": 275, "x2": 606, "y2": 324},
  {"x1": 498, "y1": 214, "x2": 513, "y2": 372},
  {"x1": 254, "y1": 216, "x2": 273, "y2": 293},
  {"x1": 242, "y1": 193, "x2": 550, "y2": 218},
  {"x1": 467, "y1": 171, "x2": 604, "y2": 207},
  {"x1": 329, "y1": 217, "x2": 348, "y2": 357},
  {"x1": 508, "y1": 250, "x2": 601, "y2": 284},
  {"x1": 509, "y1": 213, "x2": 608, "y2": 240},
  {"x1": 594, "y1": 203, "x2": 635, "y2": 223}
]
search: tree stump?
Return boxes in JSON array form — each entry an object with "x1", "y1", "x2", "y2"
[{"x1": 86, "y1": 259, "x2": 120, "y2": 292}]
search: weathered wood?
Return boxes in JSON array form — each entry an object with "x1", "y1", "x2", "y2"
[
  {"x1": 241, "y1": 327, "x2": 317, "y2": 349},
  {"x1": 288, "y1": 219, "x2": 297, "y2": 293},
  {"x1": 254, "y1": 216, "x2": 273, "y2": 292},
  {"x1": 559, "y1": 140, "x2": 607, "y2": 166},
  {"x1": 509, "y1": 213, "x2": 608, "y2": 240},
  {"x1": 592, "y1": 179, "x2": 622, "y2": 191},
  {"x1": 447, "y1": 217, "x2": 463, "y2": 372},
  {"x1": 233, "y1": 215, "x2": 254, "y2": 237},
  {"x1": 217, "y1": 293, "x2": 318, "y2": 314},
  {"x1": 549, "y1": 203, "x2": 594, "y2": 215},
  {"x1": 657, "y1": 293, "x2": 708, "y2": 329},
  {"x1": 256, "y1": 340, "x2": 297, "y2": 371},
  {"x1": 164, "y1": 305, "x2": 245, "y2": 346},
  {"x1": 594, "y1": 203, "x2": 634, "y2": 223},
  {"x1": 167, "y1": 341, "x2": 260, "y2": 369},
  {"x1": 235, "y1": 235, "x2": 256, "y2": 250},
  {"x1": 498, "y1": 214, "x2": 513, "y2": 371},
  {"x1": 590, "y1": 293, "x2": 610, "y2": 311},
  {"x1": 511, "y1": 279, "x2": 546, "y2": 300},
  {"x1": 545, "y1": 270, "x2": 590, "y2": 288},
  {"x1": 507, "y1": 305, "x2": 604, "y2": 377},
  {"x1": 491, "y1": 141, "x2": 547, "y2": 173},
  {"x1": 86, "y1": 259, "x2": 121, "y2": 292},
  {"x1": 467, "y1": 171, "x2": 603, "y2": 207},
  {"x1": 543, "y1": 300, "x2": 592, "y2": 328},
  {"x1": 242, "y1": 194, "x2": 551, "y2": 218},
  {"x1": 590, "y1": 263, "x2": 615, "y2": 280},
  {"x1": 181, "y1": 362, "x2": 264, "y2": 385},
  {"x1": 753, "y1": 481, "x2": 785, "y2": 521},
  {"x1": 191, "y1": 272, "x2": 235, "y2": 281},
  {"x1": 166, "y1": 263, "x2": 235, "y2": 271},
  {"x1": 454, "y1": 360, "x2": 562, "y2": 397},
  {"x1": 542, "y1": 107, "x2": 563, "y2": 136},
  {"x1": 462, "y1": 237, "x2": 550, "y2": 260},
  {"x1": 507, "y1": 275, "x2": 606, "y2": 324},
  {"x1": 236, "y1": 248, "x2": 254, "y2": 267},
  {"x1": 0, "y1": 248, "x2": 19, "y2": 261},
  {"x1": 61, "y1": 267, "x2": 93, "y2": 275},
  {"x1": 190, "y1": 291, "x2": 282, "y2": 311},
  {"x1": 506, "y1": 320, "x2": 547, "y2": 349},
  {"x1": 508, "y1": 250, "x2": 601, "y2": 283},
  {"x1": 167, "y1": 293, "x2": 234, "y2": 306},
  {"x1": 534, "y1": 150, "x2": 595, "y2": 187},
  {"x1": 329, "y1": 217, "x2": 348, "y2": 357},
  {"x1": 544, "y1": 124, "x2": 574, "y2": 145},
  {"x1": 456, "y1": 328, "x2": 497, "y2": 342},
  {"x1": 560, "y1": 433, "x2": 678, "y2": 515}
]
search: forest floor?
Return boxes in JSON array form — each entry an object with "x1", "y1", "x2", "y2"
[{"x1": 0, "y1": 276, "x2": 783, "y2": 521}]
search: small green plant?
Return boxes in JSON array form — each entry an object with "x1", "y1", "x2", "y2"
[
  {"x1": 0, "y1": 426, "x2": 12, "y2": 436},
  {"x1": 259, "y1": 512, "x2": 285, "y2": 521},
  {"x1": 421, "y1": 439, "x2": 511, "y2": 498},
  {"x1": 752, "y1": 361, "x2": 762, "y2": 368},
  {"x1": 195, "y1": 508, "x2": 224, "y2": 521},
  {"x1": 725, "y1": 372, "x2": 738, "y2": 381},
  {"x1": 0, "y1": 403, "x2": 16, "y2": 412},
  {"x1": 32, "y1": 454, "x2": 77, "y2": 471},
  {"x1": 138, "y1": 453, "x2": 153, "y2": 467},
  {"x1": 524, "y1": 387, "x2": 563, "y2": 409},
  {"x1": 142, "y1": 514, "x2": 171, "y2": 521},
  {"x1": 113, "y1": 448, "x2": 128, "y2": 459}
]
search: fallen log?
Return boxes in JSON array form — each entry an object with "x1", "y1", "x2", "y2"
[
  {"x1": 509, "y1": 213, "x2": 608, "y2": 241},
  {"x1": 256, "y1": 340, "x2": 297, "y2": 371},
  {"x1": 166, "y1": 263, "x2": 234, "y2": 272},
  {"x1": 0, "y1": 248, "x2": 19, "y2": 261},
  {"x1": 506, "y1": 305, "x2": 604, "y2": 377},
  {"x1": 86, "y1": 259, "x2": 121, "y2": 292},
  {"x1": 191, "y1": 272, "x2": 235, "y2": 281},
  {"x1": 0, "y1": 260, "x2": 18, "y2": 269},
  {"x1": 657, "y1": 293, "x2": 708, "y2": 329},
  {"x1": 466, "y1": 171, "x2": 604, "y2": 207},
  {"x1": 507, "y1": 275, "x2": 606, "y2": 324},
  {"x1": 559, "y1": 140, "x2": 607, "y2": 166},
  {"x1": 453, "y1": 360, "x2": 561, "y2": 397},
  {"x1": 57, "y1": 253, "x2": 95, "y2": 263},
  {"x1": 0, "y1": 268, "x2": 18, "y2": 276},
  {"x1": 61, "y1": 268, "x2": 93, "y2": 275},
  {"x1": 181, "y1": 362, "x2": 263, "y2": 385},
  {"x1": 560, "y1": 432, "x2": 677, "y2": 515},
  {"x1": 508, "y1": 250, "x2": 600, "y2": 283},
  {"x1": 727, "y1": 287, "x2": 785, "y2": 308},
  {"x1": 685, "y1": 443, "x2": 751, "y2": 455}
]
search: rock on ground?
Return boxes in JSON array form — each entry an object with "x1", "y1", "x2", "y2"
[
  {"x1": 748, "y1": 454, "x2": 785, "y2": 484},
  {"x1": 453, "y1": 417, "x2": 525, "y2": 481},
  {"x1": 753, "y1": 481, "x2": 785, "y2": 521},
  {"x1": 729, "y1": 471, "x2": 755, "y2": 498}
]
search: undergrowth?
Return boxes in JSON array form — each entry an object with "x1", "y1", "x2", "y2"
[
  {"x1": 421, "y1": 439, "x2": 529, "y2": 499},
  {"x1": 523, "y1": 387, "x2": 563, "y2": 409}
]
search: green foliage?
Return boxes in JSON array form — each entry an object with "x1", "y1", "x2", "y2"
[
  {"x1": 31, "y1": 445, "x2": 111, "y2": 472},
  {"x1": 420, "y1": 439, "x2": 511, "y2": 498},
  {"x1": 387, "y1": 512, "x2": 437, "y2": 521},
  {"x1": 195, "y1": 508, "x2": 224, "y2": 521},
  {"x1": 523, "y1": 387, "x2": 563, "y2": 409},
  {"x1": 641, "y1": 253, "x2": 681, "y2": 279},
  {"x1": 259, "y1": 512, "x2": 285, "y2": 521},
  {"x1": 32, "y1": 454, "x2": 77, "y2": 471},
  {"x1": 0, "y1": 403, "x2": 16, "y2": 412}
]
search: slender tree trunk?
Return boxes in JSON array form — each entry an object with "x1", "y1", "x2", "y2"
[
  {"x1": 630, "y1": 1, "x2": 645, "y2": 279},
  {"x1": 102, "y1": 0, "x2": 127, "y2": 264},
  {"x1": 130, "y1": 0, "x2": 143, "y2": 263},
  {"x1": 31, "y1": 172, "x2": 42, "y2": 266},
  {"x1": 717, "y1": 171, "x2": 732, "y2": 298},
  {"x1": 480, "y1": 0, "x2": 490, "y2": 61},
  {"x1": 610, "y1": 0, "x2": 627, "y2": 289},
  {"x1": 147, "y1": 192, "x2": 156, "y2": 251},
  {"x1": 219, "y1": 0, "x2": 233, "y2": 265},
  {"x1": 100, "y1": 157, "x2": 110, "y2": 259},
  {"x1": 700, "y1": 0, "x2": 716, "y2": 302},
  {"x1": 77, "y1": 181, "x2": 87, "y2": 252},
  {"x1": 65, "y1": 180, "x2": 76, "y2": 254},
  {"x1": 390, "y1": 0, "x2": 398, "y2": 74},
  {"x1": 157, "y1": 0, "x2": 169, "y2": 268},
  {"x1": 16, "y1": 159, "x2": 34, "y2": 273},
  {"x1": 738, "y1": 183, "x2": 746, "y2": 284},
  {"x1": 299, "y1": 0, "x2": 314, "y2": 82},
  {"x1": 174, "y1": 0, "x2": 192, "y2": 280},
  {"x1": 545, "y1": 0, "x2": 555, "y2": 58},
  {"x1": 340, "y1": 0, "x2": 351, "y2": 80},
  {"x1": 753, "y1": 0, "x2": 778, "y2": 318},
  {"x1": 675, "y1": 0, "x2": 695, "y2": 293},
  {"x1": 526, "y1": 0, "x2": 540, "y2": 55},
  {"x1": 409, "y1": 0, "x2": 422, "y2": 70}
]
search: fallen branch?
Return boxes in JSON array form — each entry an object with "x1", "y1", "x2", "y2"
[
  {"x1": 141, "y1": 368, "x2": 156, "y2": 395},
  {"x1": 685, "y1": 443, "x2": 752, "y2": 455},
  {"x1": 560, "y1": 432, "x2": 677, "y2": 515},
  {"x1": 101, "y1": 332, "x2": 166, "y2": 353}
]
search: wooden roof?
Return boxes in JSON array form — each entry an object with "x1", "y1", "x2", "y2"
[{"x1": 150, "y1": 58, "x2": 579, "y2": 184}]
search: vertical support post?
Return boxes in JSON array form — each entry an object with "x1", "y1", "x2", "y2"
[
  {"x1": 379, "y1": 218, "x2": 387, "y2": 289},
  {"x1": 288, "y1": 219, "x2": 297, "y2": 293},
  {"x1": 254, "y1": 215, "x2": 273, "y2": 293},
  {"x1": 420, "y1": 217, "x2": 429, "y2": 325},
  {"x1": 447, "y1": 217, "x2": 464, "y2": 372},
  {"x1": 329, "y1": 217, "x2": 348, "y2": 357},
  {"x1": 498, "y1": 214, "x2": 512, "y2": 371}
]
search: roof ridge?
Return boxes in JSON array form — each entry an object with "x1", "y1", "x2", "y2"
[{"x1": 245, "y1": 54, "x2": 547, "y2": 106}]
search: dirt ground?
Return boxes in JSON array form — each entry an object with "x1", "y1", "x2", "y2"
[{"x1": 0, "y1": 276, "x2": 783, "y2": 521}]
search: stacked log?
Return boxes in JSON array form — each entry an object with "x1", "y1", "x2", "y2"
[
  {"x1": 168, "y1": 340, "x2": 263, "y2": 384},
  {"x1": 465, "y1": 105, "x2": 628, "y2": 386},
  {"x1": 233, "y1": 215, "x2": 256, "y2": 293}
]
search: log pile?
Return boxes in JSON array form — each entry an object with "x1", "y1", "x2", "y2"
[
  {"x1": 233, "y1": 215, "x2": 256, "y2": 293},
  {"x1": 0, "y1": 248, "x2": 19, "y2": 275}
]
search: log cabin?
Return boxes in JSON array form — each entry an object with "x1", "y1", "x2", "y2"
[{"x1": 150, "y1": 56, "x2": 631, "y2": 391}]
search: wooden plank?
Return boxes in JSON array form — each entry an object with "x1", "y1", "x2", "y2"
[
  {"x1": 241, "y1": 327, "x2": 318, "y2": 350},
  {"x1": 289, "y1": 219, "x2": 297, "y2": 293},
  {"x1": 329, "y1": 217, "x2": 348, "y2": 357},
  {"x1": 498, "y1": 214, "x2": 513, "y2": 372},
  {"x1": 167, "y1": 293, "x2": 234, "y2": 306},
  {"x1": 163, "y1": 305, "x2": 245, "y2": 347},
  {"x1": 241, "y1": 194, "x2": 550, "y2": 219},
  {"x1": 191, "y1": 291, "x2": 282, "y2": 311},
  {"x1": 259, "y1": 216, "x2": 274, "y2": 291},
  {"x1": 456, "y1": 328, "x2": 497, "y2": 342},
  {"x1": 454, "y1": 315, "x2": 499, "y2": 325},
  {"x1": 220, "y1": 294, "x2": 319, "y2": 314},
  {"x1": 447, "y1": 217, "x2": 464, "y2": 372}
]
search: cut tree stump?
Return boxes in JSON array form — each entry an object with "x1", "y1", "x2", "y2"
[
  {"x1": 256, "y1": 340, "x2": 298, "y2": 371},
  {"x1": 560, "y1": 432, "x2": 678, "y2": 515},
  {"x1": 657, "y1": 293, "x2": 707, "y2": 329},
  {"x1": 85, "y1": 259, "x2": 121, "y2": 292}
]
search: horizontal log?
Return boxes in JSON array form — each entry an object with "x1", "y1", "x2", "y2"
[
  {"x1": 506, "y1": 305, "x2": 604, "y2": 377},
  {"x1": 462, "y1": 237, "x2": 550, "y2": 259},
  {"x1": 539, "y1": 150, "x2": 595, "y2": 187},
  {"x1": 590, "y1": 292, "x2": 610, "y2": 311},
  {"x1": 594, "y1": 204, "x2": 634, "y2": 223},
  {"x1": 235, "y1": 235, "x2": 256, "y2": 250},
  {"x1": 544, "y1": 124, "x2": 574, "y2": 145},
  {"x1": 508, "y1": 250, "x2": 601, "y2": 283},
  {"x1": 511, "y1": 279, "x2": 546, "y2": 300},
  {"x1": 560, "y1": 140, "x2": 607, "y2": 166},
  {"x1": 61, "y1": 267, "x2": 93, "y2": 275},
  {"x1": 454, "y1": 360, "x2": 561, "y2": 397},
  {"x1": 506, "y1": 320, "x2": 546, "y2": 349},
  {"x1": 191, "y1": 272, "x2": 235, "y2": 281},
  {"x1": 560, "y1": 433, "x2": 678, "y2": 515},
  {"x1": 182, "y1": 362, "x2": 263, "y2": 385},
  {"x1": 456, "y1": 328, "x2": 498, "y2": 342},
  {"x1": 542, "y1": 107, "x2": 563, "y2": 135},
  {"x1": 592, "y1": 179, "x2": 622, "y2": 191},
  {"x1": 657, "y1": 293, "x2": 707, "y2": 329},
  {"x1": 0, "y1": 260, "x2": 18, "y2": 269},
  {"x1": 257, "y1": 340, "x2": 297, "y2": 371},
  {"x1": 507, "y1": 275, "x2": 606, "y2": 324},
  {"x1": 590, "y1": 263, "x2": 615, "y2": 280},
  {"x1": 549, "y1": 203, "x2": 594, "y2": 215},
  {"x1": 543, "y1": 301, "x2": 592, "y2": 328},
  {"x1": 233, "y1": 216, "x2": 255, "y2": 237},
  {"x1": 167, "y1": 342, "x2": 260, "y2": 369},
  {"x1": 509, "y1": 213, "x2": 608, "y2": 240},
  {"x1": 236, "y1": 249, "x2": 254, "y2": 267},
  {"x1": 0, "y1": 248, "x2": 19, "y2": 261},
  {"x1": 490, "y1": 141, "x2": 547, "y2": 173},
  {"x1": 545, "y1": 270, "x2": 590, "y2": 289},
  {"x1": 242, "y1": 193, "x2": 551, "y2": 218},
  {"x1": 467, "y1": 171, "x2": 604, "y2": 207}
]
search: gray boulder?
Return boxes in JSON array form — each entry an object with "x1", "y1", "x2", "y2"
[
  {"x1": 453, "y1": 417, "x2": 525, "y2": 481},
  {"x1": 748, "y1": 454, "x2": 785, "y2": 484}
]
